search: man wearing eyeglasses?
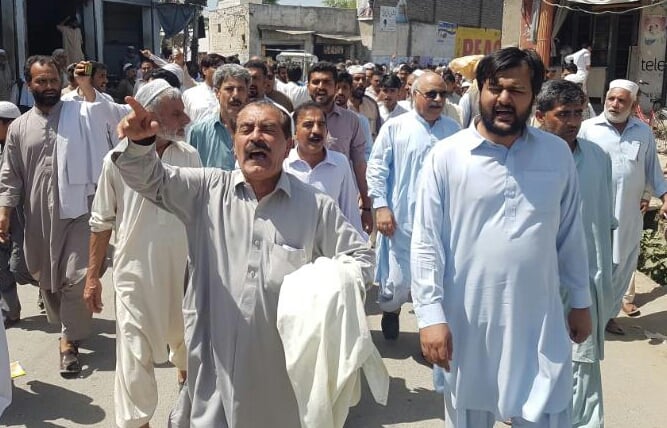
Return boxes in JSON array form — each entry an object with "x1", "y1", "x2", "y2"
[{"x1": 367, "y1": 72, "x2": 460, "y2": 340}]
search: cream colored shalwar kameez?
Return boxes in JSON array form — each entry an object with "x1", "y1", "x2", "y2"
[{"x1": 90, "y1": 141, "x2": 201, "y2": 428}]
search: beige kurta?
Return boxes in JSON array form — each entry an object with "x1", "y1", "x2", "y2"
[
  {"x1": 91, "y1": 141, "x2": 201, "y2": 428},
  {"x1": 0, "y1": 103, "x2": 89, "y2": 291},
  {"x1": 112, "y1": 139, "x2": 375, "y2": 428}
]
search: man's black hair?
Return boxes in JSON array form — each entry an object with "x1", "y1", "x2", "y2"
[
  {"x1": 292, "y1": 101, "x2": 326, "y2": 125},
  {"x1": 336, "y1": 71, "x2": 352, "y2": 86},
  {"x1": 147, "y1": 68, "x2": 180, "y2": 88},
  {"x1": 562, "y1": 62, "x2": 578, "y2": 74},
  {"x1": 475, "y1": 47, "x2": 545, "y2": 97},
  {"x1": 380, "y1": 74, "x2": 402, "y2": 89},
  {"x1": 287, "y1": 63, "x2": 303, "y2": 82},
  {"x1": 201, "y1": 53, "x2": 225, "y2": 70},
  {"x1": 24, "y1": 55, "x2": 58, "y2": 83},
  {"x1": 308, "y1": 61, "x2": 338, "y2": 82},
  {"x1": 243, "y1": 60, "x2": 268, "y2": 77}
]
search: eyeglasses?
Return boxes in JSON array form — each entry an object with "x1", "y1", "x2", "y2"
[{"x1": 416, "y1": 89, "x2": 447, "y2": 100}]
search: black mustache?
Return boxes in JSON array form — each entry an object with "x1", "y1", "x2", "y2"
[{"x1": 247, "y1": 141, "x2": 271, "y2": 152}]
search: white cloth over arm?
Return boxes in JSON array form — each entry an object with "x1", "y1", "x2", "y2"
[{"x1": 277, "y1": 256, "x2": 388, "y2": 428}]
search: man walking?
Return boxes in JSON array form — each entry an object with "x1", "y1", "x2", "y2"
[
  {"x1": 535, "y1": 79, "x2": 615, "y2": 428},
  {"x1": 368, "y1": 72, "x2": 459, "y2": 340},
  {"x1": 579, "y1": 79, "x2": 667, "y2": 335},
  {"x1": 85, "y1": 79, "x2": 200, "y2": 428},
  {"x1": 411, "y1": 48, "x2": 592, "y2": 427}
]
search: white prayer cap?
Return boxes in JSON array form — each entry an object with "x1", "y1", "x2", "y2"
[
  {"x1": 412, "y1": 69, "x2": 425, "y2": 77},
  {"x1": 0, "y1": 101, "x2": 21, "y2": 120},
  {"x1": 347, "y1": 65, "x2": 364, "y2": 75},
  {"x1": 123, "y1": 63, "x2": 135, "y2": 72},
  {"x1": 608, "y1": 79, "x2": 639, "y2": 100},
  {"x1": 564, "y1": 73, "x2": 583, "y2": 84},
  {"x1": 161, "y1": 63, "x2": 183, "y2": 86},
  {"x1": 135, "y1": 78, "x2": 173, "y2": 108},
  {"x1": 363, "y1": 62, "x2": 375, "y2": 70}
]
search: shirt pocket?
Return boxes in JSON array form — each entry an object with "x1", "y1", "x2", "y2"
[
  {"x1": 521, "y1": 171, "x2": 561, "y2": 214},
  {"x1": 266, "y1": 243, "x2": 308, "y2": 292},
  {"x1": 622, "y1": 141, "x2": 640, "y2": 161}
]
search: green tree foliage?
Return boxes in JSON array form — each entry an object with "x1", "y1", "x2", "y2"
[
  {"x1": 263, "y1": 0, "x2": 280, "y2": 4},
  {"x1": 323, "y1": 0, "x2": 356, "y2": 8}
]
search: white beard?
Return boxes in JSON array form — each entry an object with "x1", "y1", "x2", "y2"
[{"x1": 604, "y1": 106, "x2": 632, "y2": 124}]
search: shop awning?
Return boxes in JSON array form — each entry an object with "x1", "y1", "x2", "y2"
[
  {"x1": 315, "y1": 33, "x2": 362, "y2": 42},
  {"x1": 567, "y1": 0, "x2": 639, "y2": 4},
  {"x1": 258, "y1": 26, "x2": 315, "y2": 35}
]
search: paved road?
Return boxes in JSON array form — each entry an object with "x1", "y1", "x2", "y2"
[{"x1": 2, "y1": 271, "x2": 667, "y2": 427}]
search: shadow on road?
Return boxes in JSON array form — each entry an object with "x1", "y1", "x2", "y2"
[
  {"x1": 0, "y1": 380, "x2": 106, "y2": 427},
  {"x1": 606, "y1": 310, "x2": 667, "y2": 343},
  {"x1": 346, "y1": 374, "x2": 444, "y2": 426},
  {"x1": 634, "y1": 286, "x2": 667, "y2": 308}
]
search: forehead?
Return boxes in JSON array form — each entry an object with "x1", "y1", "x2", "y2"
[
  {"x1": 352, "y1": 73, "x2": 365, "y2": 79},
  {"x1": 549, "y1": 102, "x2": 585, "y2": 112},
  {"x1": 606, "y1": 88, "x2": 632, "y2": 100},
  {"x1": 31, "y1": 62, "x2": 59, "y2": 77},
  {"x1": 248, "y1": 67, "x2": 265, "y2": 77},
  {"x1": 222, "y1": 77, "x2": 247, "y2": 87},
  {"x1": 310, "y1": 71, "x2": 334, "y2": 81},
  {"x1": 157, "y1": 97, "x2": 185, "y2": 113},
  {"x1": 238, "y1": 105, "x2": 282, "y2": 123},
  {"x1": 489, "y1": 63, "x2": 532, "y2": 86},
  {"x1": 297, "y1": 108, "x2": 325, "y2": 123},
  {"x1": 418, "y1": 75, "x2": 446, "y2": 90}
]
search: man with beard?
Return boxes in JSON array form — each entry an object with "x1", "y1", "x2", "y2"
[
  {"x1": 377, "y1": 74, "x2": 407, "y2": 122},
  {"x1": 579, "y1": 80, "x2": 667, "y2": 335},
  {"x1": 188, "y1": 64, "x2": 250, "y2": 169},
  {"x1": 244, "y1": 60, "x2": 291, "y2": 115},
  {"x1": 535, "y1": 79, "x2": 615, "y2": 428},
  {"x1": 62, "y1": 61, "x2": 114, "y2": 103},
  {"x1": 0, "y1": 56, "x2": 124, "y2": 375},
  {"x1": 111, "y1": 99, "x2": 374, "y2": 427},
  {"x1": 182, "y1": 53, "x2": 225, "y2": 124},
  {"x1": 334, "y1": 71, "x2": 374, "y2": 160},
  {"x1": 283, "y1": 102, "x2": 364, "y2": 235},
  {"x1": 366, "y1": 69, "x2": 383, "y2": 102},
  {"x1": 347, "y1": 65, "x2": 382, "y2": 141},
  {"x1": 85, "y1": 79, "x2": 200, "y2": 428},
  {"x1": 411, "y1": 48, "x2": 592, "y2": 427},
  {"x1": 309, "y1": 62, "x2": 373, "y2": 234},
  {"x1": 368, "y1": 72, "x2": 459, "y2": 340}
]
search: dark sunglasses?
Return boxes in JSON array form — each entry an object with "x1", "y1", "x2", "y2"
[{"x1": 416, "y1": 89, "x2": 447, "y2": 100}]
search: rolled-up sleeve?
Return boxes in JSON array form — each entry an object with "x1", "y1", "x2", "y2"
[
  {"x1": 410, "y1": 150, "x2": 448, "y2": 328},
  {"x1": 0, "y1": 126, "x2": 24, "y2": 208},
  {"x1": 89, "y1": 157, "x2": 117, "y2": 232}
]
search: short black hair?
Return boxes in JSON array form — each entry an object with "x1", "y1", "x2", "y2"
[
  {"x1": 308, "y1": 61, "x2": 338, "y2": 83},
  {"x1": 292, "y1": 101, "x2": 326, "y2": 125},
  {"x1": 91, "y1": 61, "x2": 107, "y2": 78},
  {"x1": 562, "y1": 62, "x2": 578, "y2": 74},
  {"x1": 336, "y1": 71, "x2": 352, "y2": 86},
  {"x1": 232, "y1": 100, "x2": 291, "y2": 140},
  {"x1": 371, "y1": 69, "x2": 383, "y2": 78},
  {"x1": 243, "y1": 60, "x2": 268, "y2": 77},
  {"x1": 287, "y1": 63, "x2": 303, "y2": 82},
  {"x1": 380, "y1": 74, "x2": 402, "y2": 89},
  {"x1": 24, "y1": 55, "x2": 59, "y2": 83},
  {"x1": 475, "y1": 47, "x2": 545, "y2": 98},
  {"x1": 535, "y1": 79, "x2": 586, "y2": 113},
  {"x1": 201, "y1": 53, "x2": 225, "y2": 70},
  {"x1": 442, "y1": 69, "x2": 456, "y2": 84},
  {"x1": 147, "y1": 68, "x2": 180, "y2": 88}
]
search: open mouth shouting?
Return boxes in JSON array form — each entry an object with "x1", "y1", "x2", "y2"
[{"x1": 245, "y1": 141, "x2": 271, "y2": 163}]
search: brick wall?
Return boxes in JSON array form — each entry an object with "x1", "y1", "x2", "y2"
[{"x1": 372, "y1": 0, "x2": 503, "y2": 29}]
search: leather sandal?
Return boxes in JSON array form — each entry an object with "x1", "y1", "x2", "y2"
[{"x1": 59, "y1": 339, "x2": 81, "y2": 376}]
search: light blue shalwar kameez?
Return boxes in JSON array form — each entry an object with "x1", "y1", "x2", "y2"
[
  {"x1": 567, "y1": 139, "x2": 616, "y2": 428},
  {"x1": 578, "y1": 115, "x2": 667, "y2": 318},
  {"x1": 367, "y1": 110, "x2": 459, "y2": 312},
  {"x1": 411, "y1": 125, "x2": 592, "y2": 428}
]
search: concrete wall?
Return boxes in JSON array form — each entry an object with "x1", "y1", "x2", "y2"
[
  {"x1": 208, "y1": 4, "x2": 248, "y2": 58},
  {"x1": 501, "y1": 0, "x2": 521, "y2": 47}
]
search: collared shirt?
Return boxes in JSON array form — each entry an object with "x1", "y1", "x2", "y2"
[
  {"x1": 61, "y1": 88, "x2": 115, "y2": 103},
  {"x1": 411, "y1": 123, "x2": 590, "y2": 419},
  {"x1": 112, "y1": 140, "x2": 374, "y2": 427},
  {"x1": 284, "y1": 147, "x2": 364, "y2": 235},
  {"x1": 182, "y1": 82, "x2": 218, "y2": 125},
  {"x1": 187, "y1": 114, "x2": 235, "y2": 170},
  {"x1": 378, "y1": 103, "x2": 408, "y2": 122},
  {"x1": 579, "y1": 114, "x2": 667, "y2": 264},
  {"x1": 325, "y1": 104, "x2": 367, "y2": 165}
]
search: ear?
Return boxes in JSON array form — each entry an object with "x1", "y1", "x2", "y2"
[
  {"x1": 285, "y1": 136, "x2": 294, "y2": 152},
  {"x1": 534, "y1": 110, "x2": 546, "y2": 124}
]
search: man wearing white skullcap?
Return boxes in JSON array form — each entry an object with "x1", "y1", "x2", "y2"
[
  {"x1": 579, "y1": 78, "x2": 667, "y2": 335},
  {"x1": 0, "y1": 58, "x2": 126, "y2": 375},
  {"x1": 86, "y1": 78, "x2": 200, "y2": 428}
]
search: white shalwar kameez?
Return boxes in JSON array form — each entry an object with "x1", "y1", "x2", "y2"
[
  {"x1": 578, "y1": 115, "x2": 667, "y2": 318},
  {"x1": 90, "y1": 141, "x2": 201, "y2": 428},
  {"x1": 411, "y1": 124, "x2": 591, "y2": 428}
]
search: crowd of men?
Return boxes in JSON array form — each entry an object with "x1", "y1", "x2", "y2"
[{"x1": 0, "y1": 42, "x2": 664, "y2": 428}]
